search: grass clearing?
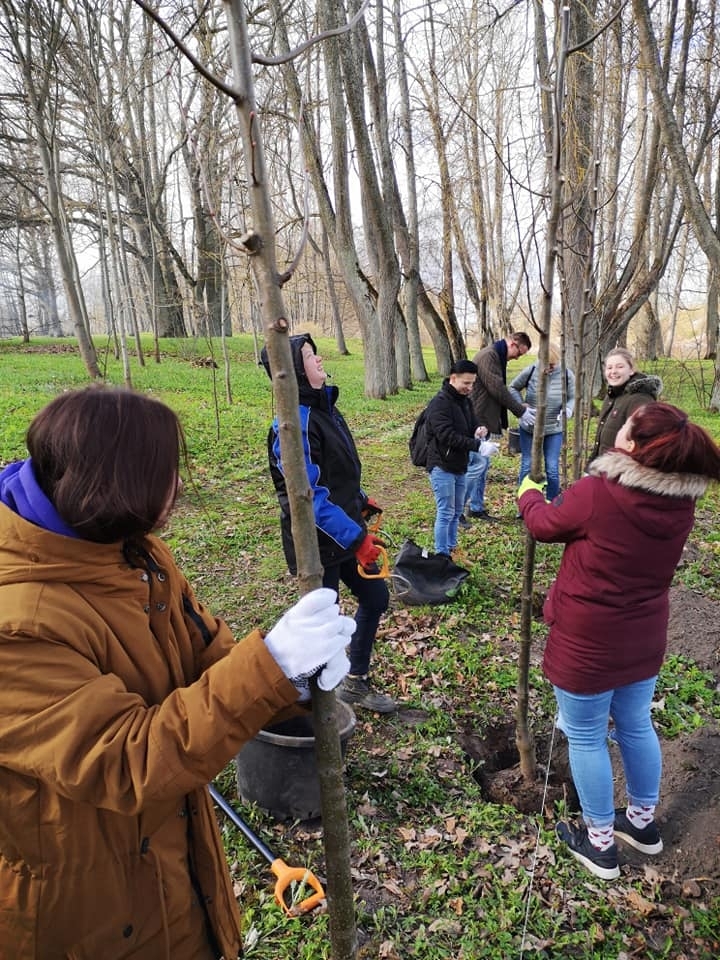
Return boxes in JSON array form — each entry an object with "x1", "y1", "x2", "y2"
[{"x1": 1, "y1": 335, "x2": 719, "y2": 958}]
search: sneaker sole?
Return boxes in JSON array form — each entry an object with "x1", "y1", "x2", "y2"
[
  {"x1": 566, "y1": 847, "x2": 620, "y2": 881},
  {"x1": 614, "y1": 829, "x2": 663, "y2": 855}
]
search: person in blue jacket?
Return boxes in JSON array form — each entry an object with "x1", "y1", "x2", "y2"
[{"x1": 263, "y1": 334, "x2": 396, "y2": 713}]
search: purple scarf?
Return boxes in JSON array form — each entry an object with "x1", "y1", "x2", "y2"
[{"x1": 0, "y1": 458, "x2": 79, "y2": 538}]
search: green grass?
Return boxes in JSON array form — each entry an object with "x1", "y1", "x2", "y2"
[{"x1": 1, "y1": 334, "x2": 719, "y2": 959}]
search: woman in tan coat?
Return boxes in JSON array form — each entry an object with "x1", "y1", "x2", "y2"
[{"x1": 0, "y1": 386, "x2": 353, "y2": 960}]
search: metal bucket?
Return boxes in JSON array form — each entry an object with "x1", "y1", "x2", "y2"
[
  {"x1": 508, "y1": 428, "x2": 521, "y2": 454},
  {"x1": 234, "y1": 698, "x2": 356, "y2": 820}
]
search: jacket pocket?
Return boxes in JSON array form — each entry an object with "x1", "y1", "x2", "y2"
[{"x1": 64, "y1": 854, "x2": 159, "y2": 959}]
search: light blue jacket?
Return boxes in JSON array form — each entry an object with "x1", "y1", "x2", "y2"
[{"x1": 510, "y1": 364, "x2": 576, "y2": 436}]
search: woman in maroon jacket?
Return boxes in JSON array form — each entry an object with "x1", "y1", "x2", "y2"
[{"x1": 518, "y1": 403, "x2": 720, "y2": 881}]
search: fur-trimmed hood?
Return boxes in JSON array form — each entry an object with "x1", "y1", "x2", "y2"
[{"x1": 589, "y1": 450, "x2": 709, "y2": 500}]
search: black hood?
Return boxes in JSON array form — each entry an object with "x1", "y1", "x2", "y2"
[{"x1": 260, "y1": 334, "x2": 317, "y2": 383}]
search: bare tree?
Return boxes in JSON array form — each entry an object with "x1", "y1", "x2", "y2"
[
  {"x1": 133, "y1": 0, "x2": 363, "y2": 954},
  {"x1": 632, "y1": 0, "x2": 720, "y2": 405},
  {"x1": 0, "y1": 0, "x2": 99, "y2": 375}
]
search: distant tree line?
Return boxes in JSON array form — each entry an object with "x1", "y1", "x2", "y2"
[{"x1": 0, "y1": 1, "x2": 719, "y2": 400}]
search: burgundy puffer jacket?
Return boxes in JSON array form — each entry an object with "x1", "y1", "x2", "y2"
[{"x1": 519, "y1": 451, "x2": 707, "y2": 694}]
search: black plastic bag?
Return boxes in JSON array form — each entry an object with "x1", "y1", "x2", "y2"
[{"x1": 391, "y1": 539, "x2": 469, "y2": 606}]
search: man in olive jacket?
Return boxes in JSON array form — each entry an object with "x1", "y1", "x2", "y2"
[{"x1": 465, "y1": 332, "x2": 532, "y2": 520}]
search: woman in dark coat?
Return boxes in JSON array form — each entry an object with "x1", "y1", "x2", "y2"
[
  {"x1": 519, "y1": 402, "x2": 720, "y2": 882},
  {"x1": 588, "y1": 347, "x2": 662, "y2": 463}
]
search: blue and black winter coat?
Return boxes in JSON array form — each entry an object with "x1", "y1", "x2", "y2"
[{"x1": 265, "y1": 335, "x2": 369, "y2": 574}]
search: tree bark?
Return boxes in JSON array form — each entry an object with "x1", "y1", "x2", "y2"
[{"x1": 222, "y1": 3, "x2": 357, "y2": 957}]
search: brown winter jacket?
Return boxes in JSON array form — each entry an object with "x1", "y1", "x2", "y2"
[
  {"x1": 470, "y1": 343, "x2": 526, "y2": 434},
  {"x1": 0, "y1": 504, "x2": 301, "y2": 960}
]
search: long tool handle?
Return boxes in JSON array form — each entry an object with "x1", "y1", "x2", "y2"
[
  {"x1": 209, "y1": 783, "x2": 327, "y2": 917},
  {"x1": 209, "y1": 783, "x2": 275, "y2": 864}
]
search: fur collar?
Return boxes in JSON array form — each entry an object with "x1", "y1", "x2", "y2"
[
  {"x1": 589, "y1": 450, "x2": 708, "y2": 500},
  {"x1": 608, "y1": 373, "x2": 663, "y2": 400}
]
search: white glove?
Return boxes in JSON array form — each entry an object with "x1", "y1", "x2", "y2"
[
  {"x1": 264, "y1": 588, "x2": 354, "y2": 699},
  {"x1": 556, "y1": 404, "x2": 573, "y2": 423},
  {"x1": 479, "y1": 440, "x2": 500, "y2": 458},
  {"x1": 519, "y1": 408, "x2": 536, "y2": 430}
]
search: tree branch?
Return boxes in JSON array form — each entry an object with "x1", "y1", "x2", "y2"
[
  {"x1": 253, "y1": 0, "x2": 372, "y2": 66},
  {"x1": 130, "y1": 0, "x2": 242, "y2": 103}
]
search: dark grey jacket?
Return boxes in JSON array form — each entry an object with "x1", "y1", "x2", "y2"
[{"x1": 470, "y1": 342, "x2": 526, "y2": 434}]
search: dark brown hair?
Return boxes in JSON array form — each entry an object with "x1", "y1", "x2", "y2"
[
  {"x1": 27, "y1": 386, "x2": 187, "y2": 543},
  {"x1": 511, "y1": 331, "x2": 532, "y2": 350},
  {"x1": 627, "y1": 402, "x2": 720, "y2": 479}
]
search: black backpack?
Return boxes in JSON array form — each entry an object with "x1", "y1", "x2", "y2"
[{"x1": 408, "y1": 408, "x2": 430, "y2": 467}]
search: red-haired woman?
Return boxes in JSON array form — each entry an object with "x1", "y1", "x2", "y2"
[
  {"x1": 518, "y1": 402, "x2": 720, "y2": 881},
  {"x1": 0, "y1": 386, "x2": 353, "y2": 959}
]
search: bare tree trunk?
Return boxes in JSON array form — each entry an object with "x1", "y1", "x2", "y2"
[
  {"x1": 392, "y1": 0, "x2": 426, "y2": 382},
  {"x1": 222, "y1": 3, "x2": 357, "y2": 957},
  {"x1": 632, "y1": 0, "x2": 720, "y2": 272},
  {"x1": 516, "y1": 7, "x2": 571, "y2": 784},
  {"x1": 337, "y1": 0, "x2": 400, "y2": 397},
  {"x1": 12, "y1": 224, "x2": 29, "y2": 342},
  {"x1": 28, "y1": 229, "x2": 62, "y2": 337},
  {"x1": 561, "y1": 0, "x2": 597, "y2": 358},
  {"x1": 321, "y1": 227, "x2": 348, "y2": 355},
  {"x1": 706, "y1": 268, "x2": 719, "y2": 361}
]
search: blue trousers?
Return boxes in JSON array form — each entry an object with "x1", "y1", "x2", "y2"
[
  {"x1": 518, "y1": 429, "x2": 563, "y2": 501},
  {"x1": 554, "y1": 677, "x2": 661, "y2": 827},
  {"x1": 323, "y1": 558, "x2": 389, "y2": 677},
  {"x1": 429, "y1": 467, "x2": 466, "y2": 555},
  {"x1": 464, "y1": 450, "x2": 489, "y2": 513}
]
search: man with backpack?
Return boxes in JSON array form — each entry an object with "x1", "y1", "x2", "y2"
[{"x1": 422, "y1": 359, "x2": 499, "y2": 558}]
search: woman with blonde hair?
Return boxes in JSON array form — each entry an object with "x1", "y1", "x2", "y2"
[
  {"x1": 509, "y1": 342, "x2": 575, "y2": 501},
  {"x1": 588, "y1": 346, "x2": 661, "y2": 463}
]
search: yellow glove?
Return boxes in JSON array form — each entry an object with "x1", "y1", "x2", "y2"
[{"x1": 518, "y1": 475, "x2": 547, "y2": 499}]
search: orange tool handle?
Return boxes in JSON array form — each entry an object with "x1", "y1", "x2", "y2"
[
  {"x1": 364, "y1": 511, "x2": 383, "y2": 534},
  {"x1": 357, "y1": 545, "x2": 391, "y2": 580},
  {"x1": 270, "y1": 858, "x2": 327, "y2": 917}
]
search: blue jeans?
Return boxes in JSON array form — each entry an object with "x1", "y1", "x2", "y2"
[
  {"x1": 554, "y1": 677, "x2": 661, "y2": 827},
  {"x1": 323, "y1": 558, "x2": 389, "y2": 677},
  {"x1": 518, "y1": 429, "x2": 563, "y2": 501},
  {"x1": 429, "y1": 467, "x2": 466, "y2": 555},
  {"x1": 464, "y1": 450, "x2": 489, "y2": 513}
]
